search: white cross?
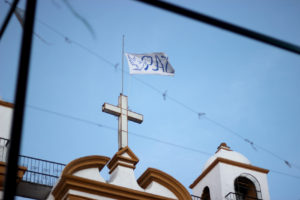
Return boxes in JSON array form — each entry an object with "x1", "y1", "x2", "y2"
[{"x1": 102, "y1": 94, "x2": 143, "y2": 149}]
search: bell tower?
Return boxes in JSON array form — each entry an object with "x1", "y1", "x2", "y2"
[{"x1": 190, "y1": 143, "x2": 270, "y2": 200}]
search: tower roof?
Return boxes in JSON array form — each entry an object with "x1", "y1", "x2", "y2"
[{"x1": 202, "y1": 142, "x2": 251, "y2": 171}]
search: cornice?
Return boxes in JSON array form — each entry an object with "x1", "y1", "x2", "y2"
[
  {"x1": 107, "y1": 146, "x2": 139, "y2": 174},
  {"x1": 62, "y1": 155, "x2": 110, "y2": 175},
  {"x1": 138, "y1": 168, "x2": 191, "y2": 200},
  {"x1": 190, "y1": 157, "x2": 269, "y2": 189},
  {"x1": 0, "y1": 161, "x2": 27, "y2": 189},
  {"x1": 53, "y1": 174, "x2": 173, "y2": 200},
  {"x1": 0, "y1": 100, "x2": 13, "y2": 108}
]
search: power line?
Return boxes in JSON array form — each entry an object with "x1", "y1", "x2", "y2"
[
  {"x1": 32, "y1": 19, "x2": 300, "y2": 171},
  {"x1": 129, "y1": 130, "x2": 211, "y2": 156},
  {"x1": 27, "y1": 104, "x2": 211, "y2": 156},
  {"x1": 37, "y1": 19, "x2": 118, "y2": 67},
  {"x1": 131, "y1": 75, "x2": 299, "y2": 169},
  {"x1": 269, "y1": 169, "x2": 300, "y2": 180},
  {"x1": 203, "y1": 116, "x2": 299, "y2": 169},
  {"x1": 0, "y1": 0, "x2": 19, "y2": 39},
  {"x1": 27, "y1": 104, "x2": 101, "y2": 126},
  {"x1": 26, "y1": 104, "x2": 300, "y2": 180}
]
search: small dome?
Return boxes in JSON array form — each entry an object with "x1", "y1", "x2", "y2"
[{"x1": 203, "y1": 143, "x2": 251, "y2": 171}]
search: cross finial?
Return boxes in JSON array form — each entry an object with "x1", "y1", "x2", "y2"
[{"x1": 102, "y1": 94, "x2": 143, "y2": 149}]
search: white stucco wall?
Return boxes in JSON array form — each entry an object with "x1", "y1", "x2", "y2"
[
  {"x1": 108, "y1": 165, "x2": 143, "y2": 191},
  {"x1": 73, "y1": 167, "x2": 106, "y2": 182},
  {"x1": 144, "y1": 181, "x2": 177, "y2": 199},
  {"x1": 0, "y1": 105, "x2": 12, "y2": 162},
  {"x1": 203, "y1": 149, "x2": 250, "y2": 171},
  {"x1": 68, "y1": 189, "x2": 115, "y2": 200},
  {"x1": 0, "y1": 106, "x2": 12, "y2": 139},
  {"x1": 47, "y1": 189, "x2": 117, "y2": 200},
  {"x1": 192, "y1": 162, "x2": 270, "y2": 200},
  {"x1": 192, "y1": 164, "x2": 223, "y2": 200},
  {"x1": 46, "y1": 193, "x2": 54, "y2": 200},
  {"x1": 219, "y1": 162, "x2": 270, "y2": 200}
]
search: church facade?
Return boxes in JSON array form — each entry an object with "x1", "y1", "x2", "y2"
[
  {"x1": 47, "y1": 146, "x2": 191, "y2": 200},
  {"x1": 0, "y1": 98, "x2": 270, "y2": 200}
]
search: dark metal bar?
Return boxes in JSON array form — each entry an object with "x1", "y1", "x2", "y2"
[
  {"x1": 0, "y1": 0, "x2": 19, "y2": 40},
  {"x1": 3, "y1": 0, "x2": 37, "y2": 199},
  {"x1": 135, "y1": 0, "x2": 300, "y2": 55},
  {"x1": 225, "y1": 192, "x2": 262, "y2": 200},
  {"x1": 0, "y1": 138, "x2": 9, "y2": 162}
]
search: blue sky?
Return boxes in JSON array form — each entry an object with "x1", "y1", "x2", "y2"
[{"x1": 1, "y1": 0, "x2": 300, "y2": 199}]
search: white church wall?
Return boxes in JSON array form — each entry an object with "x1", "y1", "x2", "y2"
[
  {"x1": 143, "y1": 180, "x2": 177, "y2": 199},
  {"x1": 0, "y1": 106, "x2": 12, "y2": 139},
  {"x1": 46, "y1": 188, "x2": 116, "y2": 200},
  {"x1": 73, "y1": 167, "x2": 106, "y2": 182},
  {"x1": 108, "y1": 165, "x2": 143, "y2": 191},
  {"x1": 121, "y1": 152, "x2": 131, "y2": 159},
  {"x1": 46, "y1": 193, "x2": 54, "y2": 200},
  {"x1": 219, "y1": 162, "x2": 270, "y2": 200},
  {"x1": 0, "y1": 105, "x2": 12, "y2": 162},
  {"x1": 192, "y1": 164, "x2": 223, "y2": 200},
  {"x1": 259, "y1": 173, "x2": 270, "y2": 200},
  {"x1": 69, "y1": 189, "x2": 116, "y2": 200}
]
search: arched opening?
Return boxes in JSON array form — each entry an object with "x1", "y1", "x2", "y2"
[
  {"x1": 201, "y1": 186, "x2": 211, "y2": 200},
  {"x1": 234, "y1": 175, "x2": 261, "y2": 200}
]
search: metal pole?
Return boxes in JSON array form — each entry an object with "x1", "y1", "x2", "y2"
[
  {"x1": 122, "y1": 35, "x2": 125, "y2": 94},
  {"x1": 0, "y1": 0, "x2": 20, "y2": 40},
  {"x1": 3, "y1": 0, "x2": 37, "y2": 199},
  {"x1": 135, "y1": 0, "x2": 300, "y2": 55}
]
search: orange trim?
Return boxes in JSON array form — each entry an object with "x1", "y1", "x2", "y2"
[
  {"x1": 215, "y1": 142, "x2": 232, "y2": 153},
  {"x1": 119, "y1": 146, "x2": 139, "y2": 161},
  {"x1": 107, "y1": 147, "x2": 139, "y2": 173},
  {"x1": 52, "y1": 174, "x2": 174, "y2": 200},
  {"x1": 62, "y1": 155, "x2": 110, "y2": 175},
  {"x1": 65, "y1": 193, "x2": 96, "y2": 200},
  {"x1": 0, "y1": 161, "x2": 27, "y2": 189},
  {"x1": 0, "y1": 100, "x2": 13, "y2": 108},
  {"x1": 109, "y1": 162, "x2": 136, "y2": 174},
  {"x1": 190, "y1": 157, "x2": 269, "y2": 189},
  {"x1": 138, "y1": 168, "x2": 191, "y2": 200}
]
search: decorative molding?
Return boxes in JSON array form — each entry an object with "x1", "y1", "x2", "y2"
[
  {"x1": 65, "y1": 193, "x2": 96, "y2": 200},
  {"x1": 0, "y1": 100, "x2": 13, "y2": 108},
  {"x1": 108, "y1": 162, "x2": 135, "y2": 174},
  {"x1": 107, "y1": 147, "x2": 139, "y2": 174},
  {"x1": 215, "y1": 142, "x2": 232, "y2": 153},
  {"x1": 138, "y1": 168, "x2": 192, "y2": 200},
  {"x1": 190, "y1": 157, "x2": 269, "y2": 189},
  {"x1": 62, "y1": 155, "x2": 110, "y2": 175},
  {"x1": 52, "y1": 174, "x2": 173, "y2": 200},
  {"x1": 52, "y1": 149, "x2": 190, "y2": 199}
]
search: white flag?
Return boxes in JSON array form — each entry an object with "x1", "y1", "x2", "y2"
[{"x1": 125, "y1": 52, "x2": 175, "y2": 76}]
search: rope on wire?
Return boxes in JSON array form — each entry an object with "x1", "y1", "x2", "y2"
[
  {"x1": 27, "y1": 103, "x2": 300, "y2": 180},
  {"x1": 30, "y1": 20, "x2": 300, "y2": 171}
]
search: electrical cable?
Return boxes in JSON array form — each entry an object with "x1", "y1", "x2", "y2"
[
  {"x1": 27, "y1": 104, "x2": 211, "y2": 156},
  {"x1": 0, "y1": 0, "x2": 19, "y2": 39},
  {"x1": 23, "y1": 18, "x2": 300, "y2": 172},
  {"x1": 26, "y1": 104, "x2": 300, "y2": 180}
]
